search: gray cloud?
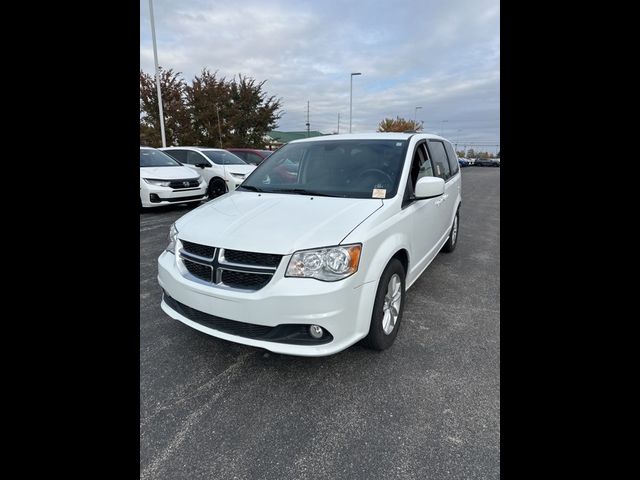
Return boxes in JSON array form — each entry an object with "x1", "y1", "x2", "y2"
[{"x1": 141, "y1": 0, "x2": 499, "y2": 150}]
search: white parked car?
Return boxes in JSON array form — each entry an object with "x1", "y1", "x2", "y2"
[
  {"x1": 160, "y1": 147, "x2": 256, "y2": 199},
  {"x1": 158, "y1": 133, "x2": 462, "y2": 356},
  {"x1": 140, "y1": 147, "x2": 207, "y2": 209}
]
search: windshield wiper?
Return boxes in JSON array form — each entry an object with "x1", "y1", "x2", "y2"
[
  {"x1": 237, "y1": 185, "x2": 264, "y2": 192},
  {"x1": 275, "y1": 188, "x2": 337, "y2": 197}
]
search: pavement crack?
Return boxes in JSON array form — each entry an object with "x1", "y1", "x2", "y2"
[{"x1": 140, "y1": 352, "x2": 253, "y2": 480}]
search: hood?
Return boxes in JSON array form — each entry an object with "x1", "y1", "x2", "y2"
[
  {"x1": 176, "y1": 192, "x2": 383, "y2": 254},
  {"x1": 139, "y1": 166, "x2": 199, "y2": 180},
  {"x1": 225, "y1": 164, "x2": 256, "y2": 176}
]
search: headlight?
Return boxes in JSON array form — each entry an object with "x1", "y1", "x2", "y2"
[
  {"x1": 143, "y1": 178, "x2": 171, "y2": 187},
  {"x1": 197, "y1": 175, "x2": 204, "y2": 184},
  {"x1": 166, "y1": 223, "x2": 178, "y2": 254},
  {"x1": 230, "y1": 173, "x2": 246, "y2": 180},
  {"x1": 286, "y1": 244, "x2": 362, "y2": 281}
]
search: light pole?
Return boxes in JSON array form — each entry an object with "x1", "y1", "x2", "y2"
[
  {"x1": 349, "y1": 72, "x2": 362, "y2": 133},
  {"x1": 414, "y1": 106, "x2": 422, "y2": 130},
  {"x1": 148, "y1": 0, "x2": 166, "y2": 148},
  {"x1": 215, "y1": 104, "x2": 223, "y2": 148}
]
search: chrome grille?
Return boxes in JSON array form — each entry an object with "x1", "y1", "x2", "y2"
[{"x1": 178, "y1": 240, "x2": 282, "y2": 291}]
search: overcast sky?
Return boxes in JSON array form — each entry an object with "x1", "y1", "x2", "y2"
[{"x1": 140, "y1": 0, "x2": 499, "y2": 151}]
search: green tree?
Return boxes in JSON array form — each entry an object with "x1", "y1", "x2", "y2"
[
  {"x1": 140, "y1": 68, "x2": 195, "y2": 147},
  {"x1": 466, "y1": 148, "x2": 476, "y2": 158},
  {"x1": 377, "y1": 116, "x2": 422, "y2": 132}
]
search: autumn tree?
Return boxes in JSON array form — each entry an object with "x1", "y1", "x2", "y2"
[
  {"x1": 184, "y1": 69, "x2": 230, "y2": 147},
  {"x1": 377, "y1": 116, "x2": 423, "y2": 132},
  {"x1": 226, "y1": 75, "x2": 282, "y2": 148},
  {"x1": 141, "y1": 68, "x2": 283, "y2": 148},
  {"x1": 140, "y1": 68, "x2": 195, "y2": 147}
]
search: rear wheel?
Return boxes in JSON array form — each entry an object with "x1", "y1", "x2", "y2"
[
  {"x1": 362, "y1": 258, "x2": 406, "y2": 351},
  {"x1": 208, "y1": 178, "x2": 227, "y2": 199},
  {"x1": 442, "y1": 209, "x2": 459, "y2": 253}
]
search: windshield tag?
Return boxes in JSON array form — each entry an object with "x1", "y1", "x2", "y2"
[{"x1": 372, "y1": 188, "x2": 386, "y2": 199}]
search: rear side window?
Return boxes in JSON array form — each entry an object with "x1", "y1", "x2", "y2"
[
  {"x1": 427, "y1": 140, "x2": 451, "y2": 180},
  {"x1": 444, "y1": 141, "x2": 459, "y2": 175},
  {"x1": 164, "y1": 150, "x2": 187, "y2": 163}
]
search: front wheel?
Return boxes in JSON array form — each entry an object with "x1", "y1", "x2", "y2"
[
  {"x1": 208, "y1": 178, "x2": 227, "y2": 199},
  {"x1": 441, "y1": 210, "x2": 459, "y2": 253},
  {"x1": 362, "y1": 258, "x2": 406, "y2": 351}
]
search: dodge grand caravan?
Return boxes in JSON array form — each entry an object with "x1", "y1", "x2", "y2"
[{"x1": 158, "y1": 133, "x2": 462, "y2": 356}]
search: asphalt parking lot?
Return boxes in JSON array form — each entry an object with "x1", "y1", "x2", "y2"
[{"x1": 140, "y1": 167, "x2": 500, "y2": 479}]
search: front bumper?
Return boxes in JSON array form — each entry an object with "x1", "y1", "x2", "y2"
[
  {"x1": 141, "y1": 183, "x2": 208, "y2": 207},
  {"x1": 157, "y1": 250, "x2": 378, "y2": 356},
  {"x1": 225, "y1": 176, "x2": 245, "y2": 191}
]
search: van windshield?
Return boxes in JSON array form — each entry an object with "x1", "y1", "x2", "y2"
[{"x1": 239, "y1": 140, "x2": 409, "y2": 199}]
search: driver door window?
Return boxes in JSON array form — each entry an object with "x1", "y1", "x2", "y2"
[
  {"x1": 165, "y1": 150, "x2": 187, "y2": 163},
  {"x1": 404, "y1": 143, "x2": 433, "y2": 204}
]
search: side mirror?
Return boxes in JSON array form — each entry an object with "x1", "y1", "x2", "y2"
[
  {"x1": 414, "y1": 177, "x2": 445, "y2": 199},
  {"x1": 196, "y1": 163, "x2": 208, "y2": 169}
]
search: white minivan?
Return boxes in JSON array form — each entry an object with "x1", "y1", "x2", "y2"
[
  {"x1": 140, "y1": 147, "x2": 207, "y2": 209},
  {"x1": 160, "y1": 147, "x2": 256, "y2": 199},
  {"x1": 158, "y1": 133, "x2": 462, "y2": 356}
]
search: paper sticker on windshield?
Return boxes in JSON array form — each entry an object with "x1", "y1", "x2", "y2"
[{"x1": 372, "y1": 188, "x2": 386, "y2": 199}]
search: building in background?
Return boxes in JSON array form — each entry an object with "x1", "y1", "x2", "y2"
[{"x1": 265, "y1": 130, "x2": 325, "y2": 150}]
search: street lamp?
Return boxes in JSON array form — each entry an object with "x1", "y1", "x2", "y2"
[
  {"x1": 349, "y1": 72, "x2": 362, "y2": 133},
  {"x1": 148, "y1": 0, "x2": 166, "y2": 148},
  {"x1": 414, "y1": 106, "x2": 422, "y2": 130}
]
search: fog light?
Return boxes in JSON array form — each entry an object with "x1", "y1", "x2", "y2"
[{"x1": 309, "y1": 325, "x2": 323, "y2": 339}]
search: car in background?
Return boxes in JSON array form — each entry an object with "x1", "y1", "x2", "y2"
[
  {"x1": 140, "y1": 147, "x2": 207, "y2": 209},
  {"x1": 458, "y1": 158, "x2": 470, "y2": 167},
  {"x1": 475, "y1": 158, "x2": 500, "y2": 167},
  {"x1": 226, "y1": 148, "x2": 273, "y2": 166},
  {"x1": 160, "y1": 147, "x2": 256, "y2": 199}
]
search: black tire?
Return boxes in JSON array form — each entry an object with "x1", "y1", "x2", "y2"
[
  {"x1": 362, "y1": 258, "x2": 406, "y2": 351},
  {"x1": 441, "y1": 209, "x2": 459, "y2": 253},
  {"x1": 208, "y1": 178, "x2": 227, "y2": 199}
]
